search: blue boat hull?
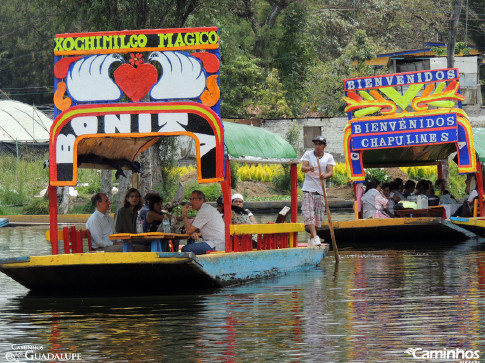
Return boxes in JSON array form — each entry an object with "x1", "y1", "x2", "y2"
[{"x1": 0, "y1": 246, "x2": 328, "y2": 295}]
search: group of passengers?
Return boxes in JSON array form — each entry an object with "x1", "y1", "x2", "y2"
[
  {"x1": 360, "y1": 177, "x2": 460, "y2": 219},
  {"x1": 86, "y1": 187, "x2": 257, "y2": 255}
]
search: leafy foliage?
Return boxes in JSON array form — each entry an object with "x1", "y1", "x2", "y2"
[
  {"x1": 365, "y1": 168, "x2": 391, "y2": 185},
  {"x1": 0, "y1": 155, "x2": 48, "y2": 206},
  {"x1": 22, "y1": 198, "x2": 49, "y2": 215},
  {"x1": 157, "y1": 137, "x2": 180, "y2": 202},
  {"x1": 220, "y1": 55, "x2": 265, "y2": 118},
  {"x1": 230, "y1": 162, "x2": 239, "y2": 190},
  {"x1": 1, "y1": 0, "x2": 469, "y2": 118},
  {"x1": 182, "y1": 181, "x2": 221, "y2": 202}
]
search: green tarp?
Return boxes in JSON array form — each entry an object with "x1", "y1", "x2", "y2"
[
  {"x1": 222, "y1": 121, "x2": 298, "y2": 164},
  {"x1": 472, "y1": 128, "x2": 485, "y2": 162}
]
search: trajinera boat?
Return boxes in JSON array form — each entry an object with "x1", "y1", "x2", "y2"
[
  {"x1": 317, "y1": 67, "x2": 483, "y2": 246},
  {"x1": 0, "y1": 27, "x2": 328, "y2": 295}
]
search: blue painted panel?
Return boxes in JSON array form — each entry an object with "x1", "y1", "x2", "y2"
[
  {"x1": 196, "y1": 246, "x2": 328, "y2": 285},
  {"x1": 0, "y1": 256, "x2": 30, "y2": 264},
  {"x1": 345, "y1": 69, "x2": 459, "y2": 91}
]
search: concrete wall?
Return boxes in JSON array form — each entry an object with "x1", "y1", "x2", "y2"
[{"x1": 262, "y1": 117, "x2": 349, "y2": 163}]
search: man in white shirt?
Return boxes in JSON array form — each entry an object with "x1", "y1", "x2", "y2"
[
  {"x1": 182, "y1": 190, "x2": 225, "y2": 255},
  {"x1": 301, "y1": 136, "x2": 336, "y2": 246},
  {"x1": 86, "y1": 193, "x2": 123, "y2": 252}
]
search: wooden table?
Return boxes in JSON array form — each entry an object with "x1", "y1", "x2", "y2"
[
  {"x1": 109, "y1": 232, "x2": 189, "y2": 252},
  {"x1": 394, "y1": 206, "x2": 446, "y2": 218}
]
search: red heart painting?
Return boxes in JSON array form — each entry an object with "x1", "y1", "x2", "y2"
[{"x1": 114, "y1": 63, "x2": 158, "y2": 102}]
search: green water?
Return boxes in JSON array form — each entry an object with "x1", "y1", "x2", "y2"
[{"x1": 0, "y1": 222, "x2": 484, "y2": 362}]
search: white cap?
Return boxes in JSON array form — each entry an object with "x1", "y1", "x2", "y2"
[{"x1": 231, "y1": 193, "x2": 244, "y2": 202}]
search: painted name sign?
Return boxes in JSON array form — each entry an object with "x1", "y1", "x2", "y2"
[
  {"x1": 345, "y1": 68, "x2": 459, "y2": 91},
  {"x1": 351, "y1": 114, "x2": 457, "y2": 134},
  {"x1": 350, "y1": 114, "x2": 458, "y2": 150},
  {"x1": 55, "y1": 27, "x2": 219, "y2": 55},
  {"x1": 50, "y1": 102, "x2": 224, "y2": 185}
]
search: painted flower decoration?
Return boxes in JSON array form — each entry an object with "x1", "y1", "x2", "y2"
[{"x1": 129, "y1": 53, "x2": 144, "y2": 67}]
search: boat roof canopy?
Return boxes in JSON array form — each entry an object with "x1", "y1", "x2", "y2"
[
  {"x1": 222, "y1": 121, "x2": 298, "y2": 164},
  {"x1": 75, "y1": 121, "x2": 298, "y2": 173}
]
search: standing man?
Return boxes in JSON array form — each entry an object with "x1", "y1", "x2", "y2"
[
  {"x1": 86, "y1": 192, "x2": 123, "y2": 252},
  {"x1": 301, "y1": 136, "x2": 336, "y2": 246},
  {"x1": 182, "y1": 190, "x2": 225, "y2": 255}
]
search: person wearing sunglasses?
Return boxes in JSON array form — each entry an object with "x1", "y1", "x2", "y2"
[{"x1": 181, "y1": 190, "x2": 225, "y2": 255}]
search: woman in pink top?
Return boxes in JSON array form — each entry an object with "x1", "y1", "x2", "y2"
[{"x1": 362, "y1": 179, "x2": 394, "y2": 218}]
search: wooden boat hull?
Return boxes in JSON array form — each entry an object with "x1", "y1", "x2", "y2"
[
  {"x1": 317, "y1": 217, "x2": 477, "y2": 248},
  {"x1": 450, "y1": 217, "x2": 485, "y2": 237},
  {"x1": 0, "y1": 246, "x2": 328, "y2": 295}
]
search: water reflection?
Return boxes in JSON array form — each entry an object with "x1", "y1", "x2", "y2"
[{"x1": 0, "y1": 225, "x2": 484, "y2": 361}]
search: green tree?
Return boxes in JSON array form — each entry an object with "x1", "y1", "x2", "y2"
[
  {"x1": 303, "y1": 30, "x2": 381, "y2": 117},
  {"x1": 274, "y1": 2, "x2": 314, "y2": 115},
  {"x1": 220, "y1": 55, "x2": 265, "y2": 118},
  {"x1": 272, "y1": 121, "x2": 300, "y2": 191},
  {"x1": 468, "y1": 0, "x2": 485, "y2": 51},
  {"x1": 257, "y1": 68, "x2": 292, "y2": 119}
]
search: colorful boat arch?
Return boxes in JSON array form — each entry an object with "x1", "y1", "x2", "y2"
[
  {"x1": 343, "y1": 68, "x2": 477, "y2": 182},
  {"x1": 49, "y1": 102, "x2": 224, "y2": 186}
]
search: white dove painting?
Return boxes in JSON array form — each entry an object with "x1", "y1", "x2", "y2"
[
  {"x1": 66, "y1": 54, "x2": 124, "y2": 103},
  {"x1": 148, "y1": 51, "x2": 206, "y2": 100}
]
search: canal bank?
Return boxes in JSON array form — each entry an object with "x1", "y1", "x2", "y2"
[{"x1": 1, "y1": 199, "x2": 354, "y2": 225}]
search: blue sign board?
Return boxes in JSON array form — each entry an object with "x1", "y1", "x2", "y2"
[
  {"x1": 345, "y1": 68, "x2": 459, "y2": 91},
  {"x1": 350, "y1": 114, "x2": 458, "y2": 151}
]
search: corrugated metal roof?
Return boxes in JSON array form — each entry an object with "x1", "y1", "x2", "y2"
[{"x1": 0, "y1": 100, "x2": 52, "y2": 142}]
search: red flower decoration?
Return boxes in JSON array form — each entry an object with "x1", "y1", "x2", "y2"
[{"x1": 129, "y1": 53, "x2": 144, "y2": 67}]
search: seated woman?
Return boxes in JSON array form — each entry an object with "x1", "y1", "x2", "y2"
[
  {"x1": 144, "y1": 195, "x2": 180, "y2": 252},
  {"x1": 114, "y1": 188, "x2": 142, "y2": 233},
  {"x1": 144, "y1": 195, "x2": 165, "y2": 232},
  {"x1": 381, "y1": 182, "x2": 396, "y2": 216},
  {"x1": 361, "y1": 179, "x2": 394, "y2": 218}
]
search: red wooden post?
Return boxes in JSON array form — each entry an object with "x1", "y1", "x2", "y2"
[
  {"x1": 222, "y1": 159, "x2": 232, "y2": 252},
  {"x1": 48, "y1": 186, "x2": 59, "y2": 255},
  {"x1": 290, "y1": 164, "x2": 298, "y2": 246},
  {"x1": 76, "y1": 230, "x2": 83, "y2": 253},
  {"x1": 69, "y1": 226, "x2": 76, "y2": 253},
  {"x1": 62, "y1": 227, "x2": 69, "y2": 254},
  {"x1": 233, "y1": 235, "x2": 239, "y2": 252}
]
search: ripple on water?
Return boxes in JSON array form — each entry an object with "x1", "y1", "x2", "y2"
[{"x1": 0, "y1": 227, "x2": 484, "y2": 361}]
